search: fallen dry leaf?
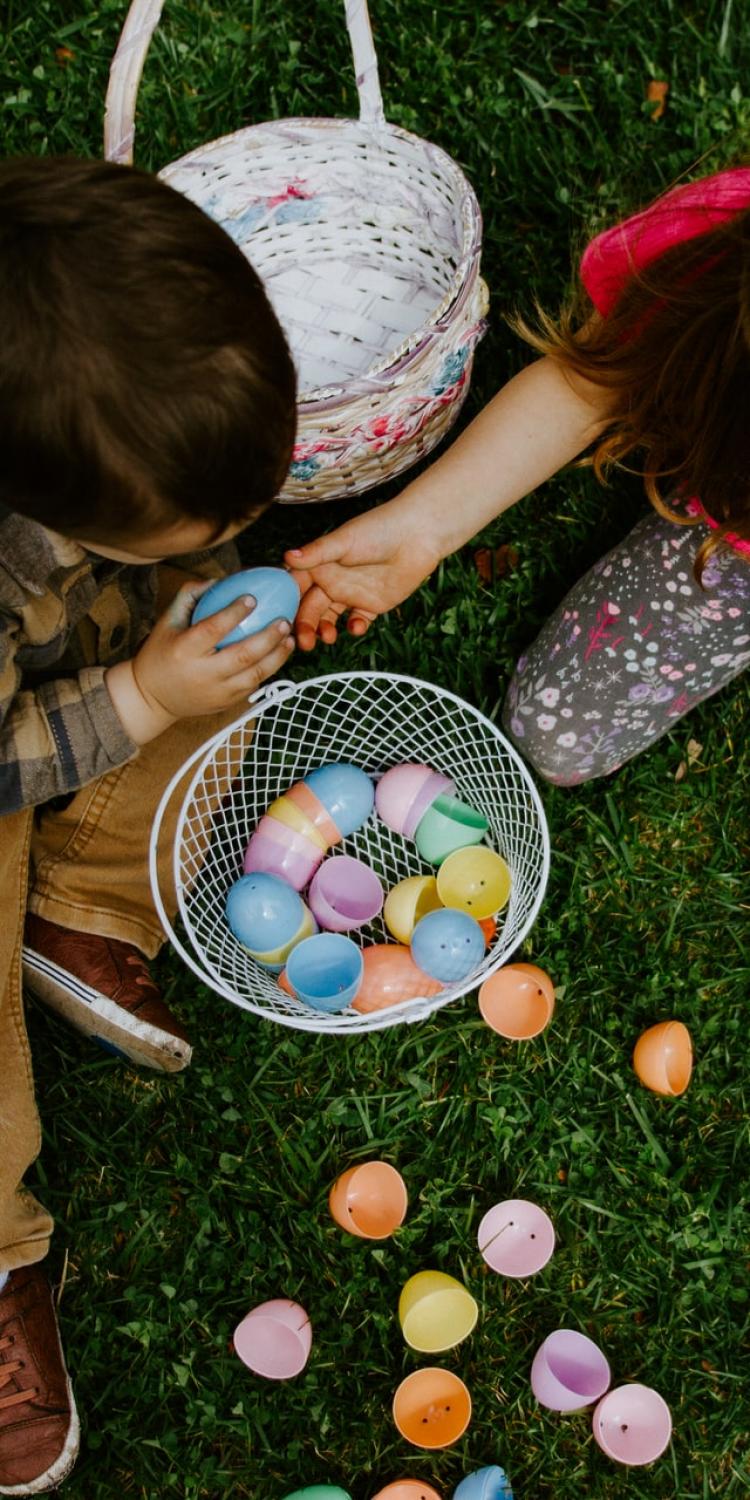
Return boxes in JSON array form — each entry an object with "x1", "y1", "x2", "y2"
[
  {"x1": 687, "y1": 738, "x2": 703, "y2": 765},
  {"x1": 55, "y1": 45, "x2": 75, "y2": 65},
  {"x1": 646, "y1": 79, "x2": 669, "y2": 120},
  {"x1": 473, "y1": 544, "x2": 519, "y2": 584}
]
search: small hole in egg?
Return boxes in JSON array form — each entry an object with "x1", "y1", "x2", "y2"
[
  {"x1": 445, "y1": 1405, "x2": 451, "y2": 1411},
  {"x1": 531, "y1": 1233, "x2": 536, "y2": 1239},
  {"x1": 422, "y1": 1417, "x2": 428, "y2": 1424},
  {"x1": 621, "y1": 1424, "x2": 629, "y2": 1432}
]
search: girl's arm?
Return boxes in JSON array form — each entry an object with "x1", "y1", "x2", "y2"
[{"x1": 286, "y1": 353, "x2": 614, "y2": 650}]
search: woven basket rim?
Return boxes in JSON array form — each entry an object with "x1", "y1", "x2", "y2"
[{"x1": 160, "y1": 116, "x2": 484, "y2": 408}]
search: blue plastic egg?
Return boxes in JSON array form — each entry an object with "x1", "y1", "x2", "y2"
[
  {"x1": 225, "y1": 873, "x2": 313, "y2": 970},
  {"x1": 303, "y1": 763, "x2": 374, "y2": 838},
  {"x1": 191, "y1": 567, "x2": 300, "y2": 648},
  {"x1": 286, "y1": 933, "x2": 364, "y2": 1013},
  {"x1": 454, "y1": 1466, "x2": 514, "y2": 1500},
  {"x1": 411, "y1": 907, "x2": 484, "y2": 984}
]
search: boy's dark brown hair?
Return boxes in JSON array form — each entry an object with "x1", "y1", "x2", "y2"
[
  {"x1": 513, "y1": 199, "x2": 750, "y2": 581},
  {"x1": 0, "y1": 156, "x2": 296, "y2": 542}
]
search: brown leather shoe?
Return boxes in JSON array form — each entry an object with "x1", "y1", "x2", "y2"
[
  {"x1": 22, "y1": 915, "x2": 192, "y2": 1074},
  {"x1": 0, "y1": 1265, "x2": 79, "y2": 1495}
]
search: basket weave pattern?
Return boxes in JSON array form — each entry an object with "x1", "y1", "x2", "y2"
[
  {"x1": 105, "y1": 1, "x2": 488, "y2": 503},
  {"x1": 151, "y1": 675, "x2": 550, "y2": 1035}
]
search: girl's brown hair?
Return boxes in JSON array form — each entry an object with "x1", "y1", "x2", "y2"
[{"x1": 513, "y1": 194, "x2": 750, "y2": 581}]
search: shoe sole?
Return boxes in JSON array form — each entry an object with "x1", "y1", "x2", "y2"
[
  {"x1": 21, "y1": 948, "x2": 192, "y2": 1074},
  {"x1": 0, "y1": 1373, "x2": 79, "y2": 1497}
]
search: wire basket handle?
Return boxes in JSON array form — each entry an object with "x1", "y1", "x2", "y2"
[{"x1": 104, "y1": 0, "x2": 385, "y2": 165}]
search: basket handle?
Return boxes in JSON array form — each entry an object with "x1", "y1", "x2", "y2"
[{"x1": 104, "y1": 0, "x2": 385, "y2": 165}]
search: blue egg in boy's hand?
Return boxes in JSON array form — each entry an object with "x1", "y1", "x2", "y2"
[{"x1": 191, "y1": 567, "x2": 300, "y2": 649}]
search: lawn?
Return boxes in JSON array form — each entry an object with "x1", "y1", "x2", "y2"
[{"x1": 2, "y1": 1, "x2": 749, "y2": 1497}]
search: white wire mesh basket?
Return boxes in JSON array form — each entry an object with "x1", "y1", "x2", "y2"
[
  {"x1": 104, "y1": 1, "x2": 488, "y2": 504},
  {"x1": 149, "y1": 673, "x2": 550, "y2": 1034}
]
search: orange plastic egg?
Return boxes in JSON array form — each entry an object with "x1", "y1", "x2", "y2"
[
  {"x1": 633, "y1": 1020, "x2": 692, "y2": 1096},
  {"x1": 351, "y1": 944, "x2": 442, "y2": 1013}
]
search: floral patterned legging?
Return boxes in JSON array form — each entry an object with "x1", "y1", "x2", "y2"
[{"x1": 502, "y1": 510, "x2": 750, "y2": 785}]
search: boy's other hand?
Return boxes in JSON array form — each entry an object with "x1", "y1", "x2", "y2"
[
  {"x1": 284, "y1": 500, "x2": 439, "y2": 652},
  {"x1": 106, "y1": 579, "x2": 295, "y2": 743}
]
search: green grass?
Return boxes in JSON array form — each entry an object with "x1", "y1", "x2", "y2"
[{"x1": 3, "y1": 1, "x2": 750, "y2": 1496}]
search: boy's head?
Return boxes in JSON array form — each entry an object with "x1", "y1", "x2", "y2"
[{"x1": 0, "y1": 156, "x2": 297, "y2": 557}]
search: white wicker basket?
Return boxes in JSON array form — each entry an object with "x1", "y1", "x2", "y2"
[
  {"x1": 104, "y1": 1, "x2": 488, "y2": 504},
  {"x1": 149, "y1": 674, "x2": 550, "y2": 1035}
]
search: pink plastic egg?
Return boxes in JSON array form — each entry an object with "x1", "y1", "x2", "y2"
[
  {"x1": 233, "y1": 1298, "x2": 312, "y2": 1379},
  {"x1": 375, "y1": 763, "x2": 455, "y2": 838}
]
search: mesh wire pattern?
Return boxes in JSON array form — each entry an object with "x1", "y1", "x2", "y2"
[{"x1": 155, "y1": 674, "x2": 550, "y2": 1035}]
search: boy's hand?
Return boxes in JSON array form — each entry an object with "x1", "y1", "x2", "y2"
[
  {"x1": 284, "y1": 500, "x2": 440, "y2": 651},
  {"x1": 106, "y1": 580, "x2": 294, "y2": 744}
]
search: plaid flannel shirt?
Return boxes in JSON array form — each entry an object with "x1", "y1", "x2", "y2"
[{"x1": 0, "y1": 505, "x2": 239, "y2": 815}]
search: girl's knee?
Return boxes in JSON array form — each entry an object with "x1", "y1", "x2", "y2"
[{"x1": 501, "y1": 684, "x2": 601, "y2": 787}]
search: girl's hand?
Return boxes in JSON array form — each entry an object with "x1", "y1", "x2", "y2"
[
  {"x1": 284, "y1": 499, "x2": 440, "y2": 651},
  {"x1": 106, "y1": 580, "x2": 295, "y2": 743}
]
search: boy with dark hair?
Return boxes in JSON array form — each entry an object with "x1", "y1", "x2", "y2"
[{"x1": 0, "y1": 156, "x2": 297, "y2": 1494}]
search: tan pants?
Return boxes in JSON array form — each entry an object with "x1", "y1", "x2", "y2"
[{"x1": 0, "y1": 707, "x2": 236, "y2": 1274}]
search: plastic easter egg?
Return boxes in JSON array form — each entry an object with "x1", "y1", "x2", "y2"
[
  {"x1": 399, "y1": 1271, "x2": 478, "y2": 1353},
  {"x1": 285, "y1": 933, "x2": 363, "y2": 1012},
  {"x1": 373, "y1": 1484, "x2": 443, "y2": 1500},
  {"x1": 478, "y1": 963, "x2": 555, "y2": 1040},
  {"x1": 309, "y1": 856, "x2": 384, "y2": 932},
  {"x1": 531, "y1": 1329, "x2": 610, "y2": 1412},
  {"x1": 191, "y1": 566, "x2": 300, "y2": 648},
  {"x1": 393, "y1": 1367, "x2": 471, "y2": 1449},
  {"x1": 411, "y1": 909, "x2": 484, "y2": 984},
  {"x1": 415, "y1": 794, "x2": 488, "y2": 866},
  {"x1": 453, "y1": 1466, "x2": 514, "y2": 1500},
  {"x1": 244, "y1": 816, "x2": 324, "y2": 891},
  {"x1": 384, "y1": 876, "x2": 443, "y2": 944},
  {"x1": 479, "y1": 916, "x2": 497, "y2": 949},
  {"x1": 243, "y1": 908, "x2": 317, "y2": 973},
  {"x1": 437, "y1": 847, "x2": 511, "y2": 921},
  {"x1": 375, "y1": 763, "x2": 455, "y2": 838},
  {"x1": 477, "y1": 1199, "x2": 555, "y2": 1277},
  {"x1": 233, "y1": 1298, "x2": 311, "y2": 1379},
  {"x1": 351, "y1": 945, "x2": 443, "y2": 1014},
  {"x1": 282, "y1": 1490, "x2": 352, "y2": 1500},
  {"x1": 329, "y1": 1161, "x2": 408, "y2": 1239},
  {"x1": 633, "y1": 1020, "x2": 692, "y2": 1096},
  {"x1": 266, "y1": 794, "x2": 329, "y2": 851},
  {"x1": 593, "y1": 1383, "x2": 672, "y2": 1466},
  {"x1": 225, "y1": 874, "x2": 316, "y2": 970},
  {"x1": 286, "y1": 781, "x2": 342, "y2": 846},
  {"x1": 304, "y1": 763, "x2": 375, "y2": 837}
]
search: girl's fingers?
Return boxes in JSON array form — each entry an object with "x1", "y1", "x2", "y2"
[
  {"x1": 285, "y1": 532, "x2": 347, "y2": 569},
  {"x1": 348, "y1": 613, "x2": 374, "y2": 636},
  {"x1": 294, "y1": 584, "x2": 343, "y2": 649}
]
